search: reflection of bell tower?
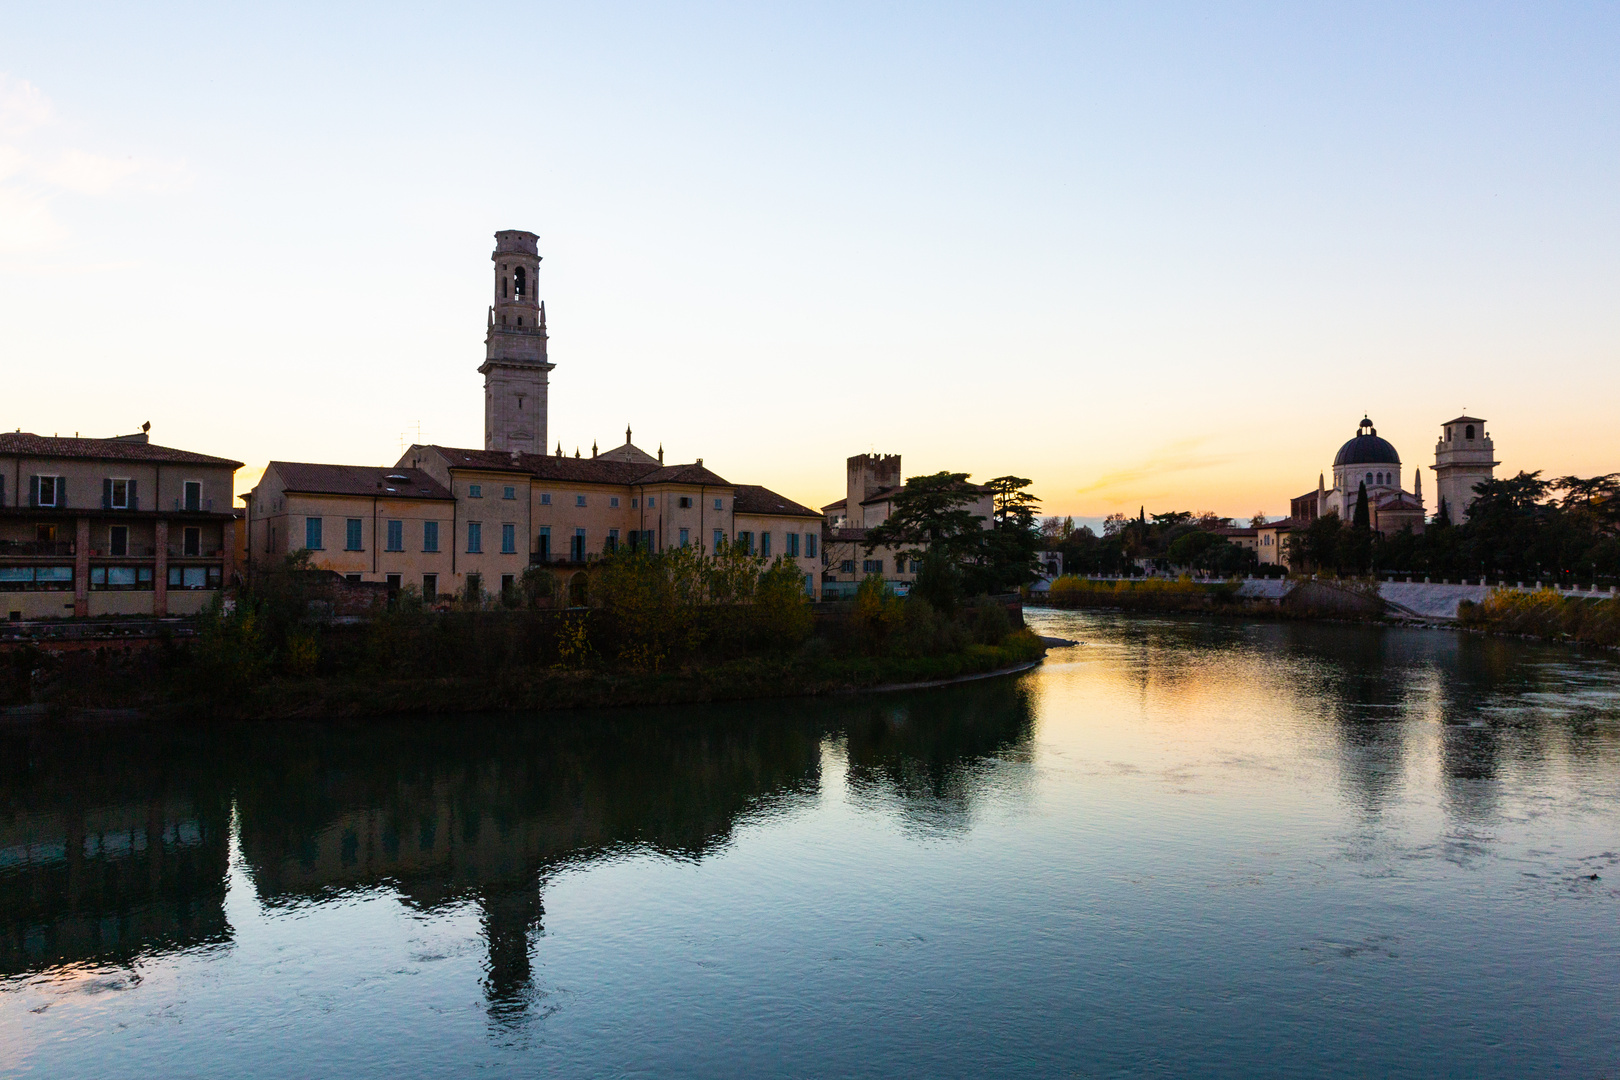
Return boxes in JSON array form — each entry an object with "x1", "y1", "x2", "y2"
[
  {"x1": 479, "y1": 886, "x2": 544, "y2": 1022},
  {"x1": 480, "y1": 230, "x2": 554, "y2": 453}
]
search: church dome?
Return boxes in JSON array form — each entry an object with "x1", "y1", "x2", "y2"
[{"x1": 1333, "y1": 417, "x2": 1400, "y2": 467}]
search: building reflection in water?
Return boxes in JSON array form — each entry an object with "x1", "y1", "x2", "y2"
[
  {"x1": 0, "y1": 680, "x2": 1036, "y2": 1018},
  {"x1": 0, "y1": 726, "x2": 232, "y2": 977}
]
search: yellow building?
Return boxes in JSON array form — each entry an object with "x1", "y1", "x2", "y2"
[
  {"x1": 0, "y1": 430, "x2": 240, "y2": 620},
  {"x1": 243, "y1": 462, "x2": 456, "y2": 601}
]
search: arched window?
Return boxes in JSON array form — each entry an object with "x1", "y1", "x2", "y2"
[
  {"x1": 513, "y1": 266, "x2": 527, "y2": 298},
  {"x1": 500, "y1": 277, "x2": 507, "y2": 299},
  {"x1": 1465, "y1": 424, "x2": 1475, "y2": 439},
  {"x1": 1366, "y1": 472, "x2": 1373, "y2": 485}
]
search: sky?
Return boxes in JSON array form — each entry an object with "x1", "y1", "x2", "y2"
[{"x1": 1, "y1": 2, "x2": 1616, "y2": 523}]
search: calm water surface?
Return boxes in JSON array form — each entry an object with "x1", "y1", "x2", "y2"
[{"x1": 3, "y1": 611, "x2": 1619, "y2": 1078}]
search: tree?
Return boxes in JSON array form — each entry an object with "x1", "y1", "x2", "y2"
[
  {"x1": 862, "y1": 470, "x2": 989, "y2": 598},
  {"x1": 1250, "y1": 512, "x2": 1269, "y2": 528},
  {"x1": 981, "y1": 475, "x2": 1043, "y2": 592}
]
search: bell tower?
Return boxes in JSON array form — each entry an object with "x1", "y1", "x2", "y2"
[
  {"x1": 479, "y1": 230, "x2": 554, "y2": 452},
  {"x1": 1432, "y1": 414, "x2": 1497, "y2": 524}
]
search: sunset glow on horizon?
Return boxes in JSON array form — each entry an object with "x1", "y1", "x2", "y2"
[{"x1": 3, "y1": 4, "x2": 1616, "y2": 523}]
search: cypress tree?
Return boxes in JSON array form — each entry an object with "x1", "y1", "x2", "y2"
[{"x1": 1353, "y1": 481, "x2": 1371, "y2": 532}]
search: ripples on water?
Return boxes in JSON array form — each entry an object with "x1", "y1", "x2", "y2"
[{"x1": 2, "y1": 611, "x2": 1618, "y2": 1078}]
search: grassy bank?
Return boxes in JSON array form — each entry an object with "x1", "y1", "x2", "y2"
[
  {"x1": 1457, "y1": 589, "x2": 1620, "y2": 647},
  {"x1": 10, "y1": 628, "x2": 1046, "y2": 720}
]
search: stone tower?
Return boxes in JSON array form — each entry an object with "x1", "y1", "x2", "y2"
[
  {"x1": 1432, "y1": 415, "x2": 1497, "y2": 524},
  {"x1": 480, "y1": 230, "x2": 554, "y2": 453}
]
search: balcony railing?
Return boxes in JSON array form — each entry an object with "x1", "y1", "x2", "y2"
[{"x1": 0, "y1": 540, "x2": 74, "y2": 556}]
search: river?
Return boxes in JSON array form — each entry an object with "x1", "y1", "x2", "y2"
[{"x1": 2, "y1": 609, "x2": 1618, "y2": 1078}]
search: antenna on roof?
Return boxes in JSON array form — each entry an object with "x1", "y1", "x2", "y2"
[{"x1": 141, "y1": 421, "x2": 150, "y2": 433}]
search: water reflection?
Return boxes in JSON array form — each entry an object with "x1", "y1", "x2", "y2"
[
  {"x1": 0, "y1": 727, "x2": 231, "y2": 975},
  {"x1": 0, "y1": 680, "x2": 1037, "y2": 1019}
]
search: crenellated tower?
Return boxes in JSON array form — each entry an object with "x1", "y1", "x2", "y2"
[{"x1": 479, "y1": 230, "x2": 555, "y2": 452}]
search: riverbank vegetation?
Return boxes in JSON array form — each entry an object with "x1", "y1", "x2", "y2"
[
  {"x1": 1040, "y1": 510, "x2": 1270, "y2": 578},
  {"x1": 1291, "y1": 472, "x2": 1620, "y2": 584},
  {"x1": 6, "y1": 549, "x2": 1044, "y2": 718},
  {"x1": 1457, "y1": 588, "x2": 1620, "y2": 648}
]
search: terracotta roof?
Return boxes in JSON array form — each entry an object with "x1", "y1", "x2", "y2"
[
  {"x1": 1257, "y1": 517, "x2": 1307, "y2": 531},
  {"x1": 630, "y1": 462, "x2": 733, "y2": 487},
  {"x1": 820, "y1": 499, "x2": 846, "y2": 512},
  {"x1": 0, "y1": 432, "x2": 242, "y2": 468},
  {"x1": 269, "y1": 462, "x2": 452, "y2": 500},
  {"x1": 525, "y1": 455, "x2": 666, "y2": 484},
  {"x1": 732, "y1": 485, "x2": 820, "y2": 518},
  {"x1": 415, "y1": 445, "x2": 539, "y2": 475},
  {"x1": 416, "y1": 445, "x2": 732, "y2": 487},
  {"x1": 1442, "y1": 415, "x2": 1486, "y2": 426},
  {"x1": 858, "y1": 481, "x2": 989, "y2": 507},
  {"x1": 857, "y1": 485, "x2": 903, "y2": 506},
  {"x1": 829, "y1": 527, "x2": 869, "y2": 542},
  {"x1": 1213, "y1": 526, "x2": 1258, "y2": 537}
]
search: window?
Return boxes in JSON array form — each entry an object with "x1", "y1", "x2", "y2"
[
  {"x1": 537, "y1": 526, "x2": 550, "y2": 561},
  {"x1": 863, "y1": 559, "x2": 883, "y2": 574},
  {"x1": 423, "y1": 520, "x2": 439, "y2": 552},
  {"x1": 607, "y1": 528, "x2": 619, "y2": 553},
  {"x1": 386, "y1": 520, "x2": 404, "y2": 551},
  {"x1": 541, "y1": 493, "x2": 551, "y2": 505},
  {"x1": 167, "y1": 566, "x2": 219, "y2": 589},
  {"x1": 631, "y1": 498, "x2": 638, "y2": 508},
  {"x1": 345, "y1": 573, "x2": 362, "y2": 584},
  {"x1": 89, "y1": 566, "x2": 150, "y2": 591},
  {"x1": 501, "y1": 574, "x2": 516, "y2": 599},
  {"x1": 571, "y1": 529, "x2": 585, "y2": 561},
  {"x1": 109, "y1": 525, "x2": 128, "y2": 557},
  {"x1": 33, "y1": 476, "x2": 61, "y2": 508},
  {"x1": 679, "y1": 528, "x2": 689, "y2": 547},
  {"x1": 467, "y1": 521, "x2": 483, "y2": 553},
  {"x1": 714, "y1": 498, "x2": 723, "y2": 511},
  {"x1": 785, "y1": 533, "x2": 799, "y2": 557},
  {"x1": 647, "y1": 496, "x2": 656, "y2": 508},
  {"x1": 679, "y1": 497, "x2": 692, "y2": 509},
  {"x1": 805, "y1": 573, "x2": 815, "y2": 596},
  {"x1": 465, "y1": 573, "x2": 482, "y2": 600},
  {"x1": 503, "y1": 486, "x2": 516, "y2": 500},
  {"x1": 305, "y1": 518, "x2": 323, "y2": 550},
  {"x1": 840, "y1": 560, "x2": 856, "y2": 574},
  {"x1": 501, "y1": 523, "x2": 516, "y2": 554},
  {"x1": 386, "y1": 573, "x2": 402, "y2": 591},
  {"x1": 346, "y1": 519, "x2": 363, "y2": 551},
  {"x1": 422, "y1": 574, "x2": 438, "y2": 602},
  {"x1": 184, "y1": 481, "x2": 201, "y2": 512},
  {"x1": 469, "y1": 484, "x2": 483, "y2": 498},
  {"x1": 738, "y1": 531, "x2": 754, "y2": 555},
  {"x1": 610, "y1": 496, "x2": 620, "y2": 508},
  {"x1": 806, "y1": 533, "x2": 818, "y2": 558},
  {"x1": 760, "y1": 532, "x2": 771, "y2": 557},
  {"x1": 108, "y1": 478, "x2": 131, "y2": 510},
  {"x1": 641, "y1": 529, "x2": 655, "y2": 551},
  {"x1": 184, "y1": 527, "x2": 201, "y2": 557},
  {"x1": 713, "y1": 529, "x2": 724, "y2": 551},
  {"x1": 1465, "y1": 424, "x2": 1475, "y2": 439},
  {"x1": 576, "y1": 494, "x2": 586, "y2": 507}
]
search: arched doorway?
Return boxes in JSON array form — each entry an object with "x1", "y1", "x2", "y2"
[{"x1": 568, "y1": 572, "x2": 588, "y2": 607}]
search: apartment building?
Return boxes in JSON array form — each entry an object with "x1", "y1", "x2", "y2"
[{"x1": 0, "y1": 430, "x2": 241, "y2": 619}]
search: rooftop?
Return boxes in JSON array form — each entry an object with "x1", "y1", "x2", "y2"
[
  {"x1": 267, "y1": 462, "x2": 452, "y2": 500},
  {"x1": 0, "y1": 432, "x2": 243, "y2": 469},
  {"x1": 732, "y1": 485, "x2": 821, "y2": 519}
]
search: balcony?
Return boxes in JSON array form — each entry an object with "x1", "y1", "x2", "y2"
[{"x1": 0, "y1": 539, "x2": 74, "y2": 556}]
